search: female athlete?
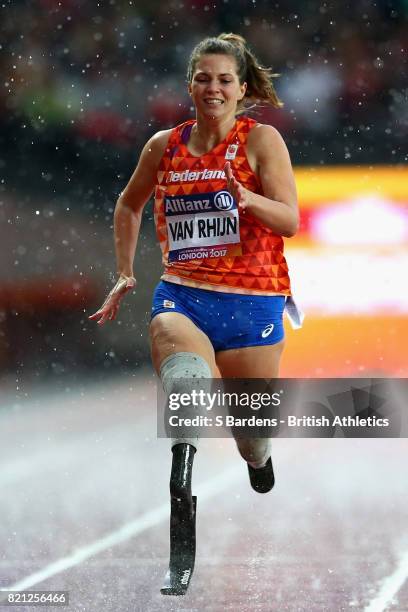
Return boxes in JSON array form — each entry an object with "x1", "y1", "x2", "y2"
[{"x1": 89, "y1": 33, "x2": 299, "y2": 595}]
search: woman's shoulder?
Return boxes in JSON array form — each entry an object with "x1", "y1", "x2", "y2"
[
  {"x1": 246, "y1": 121, "x2": 289, "y2": 159},
  {"x1": 146, "y1": 119, "x2": 195, "y2": 158},
  {"x1": 147, "y1": 128, "x2": 172, "y2": 152},
  {"x1": 247, "y1": 121, "x2": 285, "y2": 143}
]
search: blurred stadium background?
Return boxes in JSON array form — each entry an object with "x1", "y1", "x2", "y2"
[
  {"x1": 1, "y1": 4, "x2": 408, "y2": 611},
  {"x1": 0, "y1": 0, "x2": 407, "y2": 388}
]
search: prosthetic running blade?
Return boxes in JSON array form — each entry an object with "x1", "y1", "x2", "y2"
[{"x1": 161, "y1": 495, "x2": 197, "y2": 595}]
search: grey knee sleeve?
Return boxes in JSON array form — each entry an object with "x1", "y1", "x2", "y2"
[
  {"x1": 235, "y1": 437, "x2": 271, "y2": 468},
  {"x1": 160, "y1": 352, "x2": 212, "y2": 450}
]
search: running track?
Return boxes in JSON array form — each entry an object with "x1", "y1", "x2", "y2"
[{"x1": 0, "y1": 372, "x2": 407, "y2": 612}]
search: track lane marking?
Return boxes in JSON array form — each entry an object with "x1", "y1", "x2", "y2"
[
  {"x1": 0, "y1": 464, "x2": 243, "y2": 592},
  {"x1": 365, "y1": 549, "x2": 408, "y2": 612}
]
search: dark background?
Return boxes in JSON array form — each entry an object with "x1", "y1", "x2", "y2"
[{"x1": 0, "y1": 0, "x2": 407, "y2": 386}]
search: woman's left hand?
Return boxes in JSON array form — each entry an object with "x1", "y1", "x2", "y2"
[{"x1": 224, "y1": 162, "x2": 251, "y2": 211}]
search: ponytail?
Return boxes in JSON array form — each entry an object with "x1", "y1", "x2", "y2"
[{"x1": 187, "y1": 32, "x2": 283, "y2": 109}]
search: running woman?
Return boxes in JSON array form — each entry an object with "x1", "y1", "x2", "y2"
[{"x1": 89, "y1": 33, "x2": 299, "y2": 595}]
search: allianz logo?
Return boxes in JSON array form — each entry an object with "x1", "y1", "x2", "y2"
[{"x1": 214, "y1": 191, "x2": 234, "y2": 210}]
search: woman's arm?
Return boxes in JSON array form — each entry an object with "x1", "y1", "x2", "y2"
[
  {"x1": 225, "y1": 124, "x2": 299, "y2": 237},
  {"x1": 115, "y1": 129, "x2": 171, "y2": 276},
  {"x1": 89, "y1": 129, "x2": 170, "y2": 325}
]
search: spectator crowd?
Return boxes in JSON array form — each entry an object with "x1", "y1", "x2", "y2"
[{"x1": 1, "y1": 0, "x2": 407, "y2": 201}]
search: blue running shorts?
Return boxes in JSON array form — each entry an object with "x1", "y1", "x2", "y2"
[{"x1": 151, "y1": 280, "x2": 285, "y2": 351}]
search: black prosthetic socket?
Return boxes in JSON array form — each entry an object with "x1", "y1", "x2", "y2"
[
  {"x1": 170, "y1": 443, "x2": 196, "y2": 503},
  {"x1": 161, "y1": 443, "x2": 197, "y2": 596}
]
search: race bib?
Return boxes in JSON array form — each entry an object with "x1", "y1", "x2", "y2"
[{"x1": 165, "y1": 190, "x2": 242, "y2": 262}]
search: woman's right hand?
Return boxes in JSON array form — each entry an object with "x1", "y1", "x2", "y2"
[{"x1": 88, "y1": 274, "x2": 136, "y2": 326}]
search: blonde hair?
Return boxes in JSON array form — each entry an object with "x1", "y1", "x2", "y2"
[{"x1": 187, "y1": 32, "x2": 283, "y2": 109}]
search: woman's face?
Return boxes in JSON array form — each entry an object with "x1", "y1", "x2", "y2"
[{"x1": 189, "y1": 53, "x2": 247, "y2": 120}]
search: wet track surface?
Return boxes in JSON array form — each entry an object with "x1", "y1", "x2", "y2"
[{"x1": 0, "y1": 372, "x2": 407, "y2": 612}]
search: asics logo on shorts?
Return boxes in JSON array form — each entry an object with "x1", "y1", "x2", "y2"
[{"x1": 261, "y1": 324, "x2": 274, "y2": 338}]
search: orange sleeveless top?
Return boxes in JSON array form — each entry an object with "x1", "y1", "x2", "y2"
[{"x1": 153, "y1": 116, "x2": 291, "y2": 295}]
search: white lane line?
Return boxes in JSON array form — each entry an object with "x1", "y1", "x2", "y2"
[
  {"x1": 0, "y1": 464, "x2": 243, "y2": 592},
  {"x1": 365, "y1": 549, "x2": 408, "y2": 612}
]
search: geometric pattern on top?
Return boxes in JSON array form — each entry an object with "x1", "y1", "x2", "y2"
[{"x1": 154, "y1": 115, "x2": 291, "y2": 295}]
